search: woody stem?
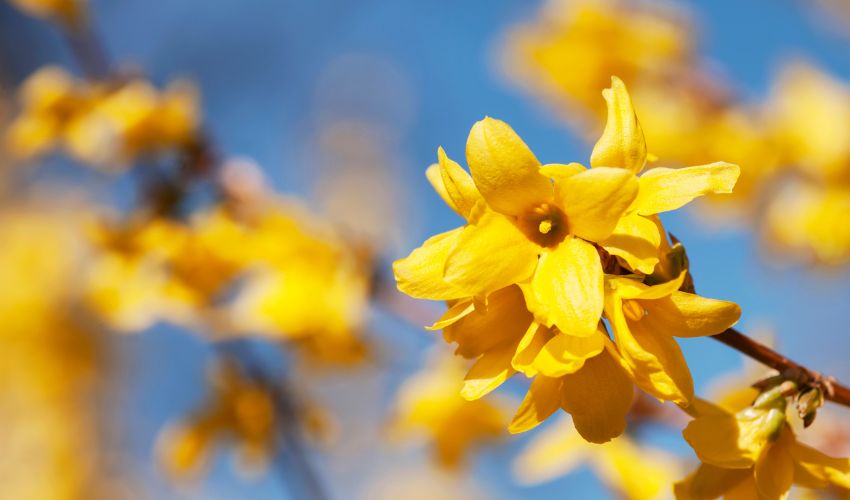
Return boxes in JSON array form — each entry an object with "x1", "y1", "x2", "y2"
[{"x1": 711, "y1": 328, "x2": 850, "y2": 407}]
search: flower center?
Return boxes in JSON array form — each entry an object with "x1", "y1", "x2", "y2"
[
  {"x1": 518, "y1": 203, "x2": 569, "y2": 247},
  {"x1": 623, "y1": 300, "x2": 646, "y2": 322}
]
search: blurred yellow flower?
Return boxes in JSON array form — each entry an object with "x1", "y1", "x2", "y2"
[
  {"x1": 6, "y1": 66, "x2": 200, "y2": 170},
  {"x1": 390, "y1": 352, "x2": 510, "y2": 469},
  {"x1": 514, "y1": 416, "x2": 681, "y2": 500},
  {"x1": 676, "y1": 399, "x2": 850, "y2": 499},
  {"x1": 157, "y1": 360, "x2": 278, "y2": 479},
  {"x1": 0, "y1": 205, "x2": 108, "y2": 499},
  {"x1": 85, "y1": 197, "x2": 371, "y2": 364}
]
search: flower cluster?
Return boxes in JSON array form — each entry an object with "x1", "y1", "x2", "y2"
[
  {"x1": 6, "y1": 66, "x2": 199, "y2": 170},
  {"x1": 85, "y1": 195, "x2": 371, "y2": 364},
  {"x1": 502, "y1": 0, "x2": 850, "y2": 265},
  {"x1": 394, "y1": 77, "x2": 741, "y2": 443}
]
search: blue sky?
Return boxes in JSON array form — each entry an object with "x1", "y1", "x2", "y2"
[{"x1": 2, "y1": 0, "x2": 849, "y2": 498}]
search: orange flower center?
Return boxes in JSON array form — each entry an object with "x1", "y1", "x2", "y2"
[{"x1": 518, "y1": 203, "x2": 569, "y2": 247}]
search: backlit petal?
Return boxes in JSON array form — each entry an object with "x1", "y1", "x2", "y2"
[
  {"x1": 632, "y1": 163, "x2": 740, "y2": 215},
  {"x1": 754, "y1": 427, "x2": 794, "y2": 499},
  {"x1": 393, "y1": 228, "x2": 466, "y2": 300},
  {"x1": 425, "y1": 163, "x2": 458, "y2": 214},
  {"x1": 444, "y1": 211, "x2": 540, "y2": 297},
  {"x1": 444, "y1": 285, "x2": 533, "y2": 358},
  {"x1": 509, "y1": 375, "x2": 562, "y2": 434},
  {"x1": 674, "y1": 463, "x2": 750, "y2": 500},
  {"x1": 531, "y1": 329, "x2": 606, "y2": 378},
  {"x1": 601, "y1": 212, "x2": 661, "y2": 274},
  {"x1": 461, "y1": 342, "x2": 517, "y2": 400},
  {"x1": 533, "y1": 237, "x2": 603, "y2": 337},
  {"x1": 590, "y1": 76, "x2": 647, "y2": 173},
  {"x1": 606, "y1": 295, "x2": 694, "y2": 404},
  {"x1": 560, "y1": 167, "x2": 639, "y2": 242},
  {"x1": 511, "y1": 322, "x2": 554, "y2": 377},
  {"x1": 438, "y1": 147, "x2": 483, "y2": 220},
  {"x1": 560, "y1": 348, "x2": 634, "y2": 444},
  {"x1": 466, "y1": 117, "x2": 551, "y2": 216},
  {"x1": 643, "y1": 291, "x2": 741, "y2": 338},
  {"x1": 791, "y1": 442, "x2": 850, "y2": 490},
  {"x1": 682, "y1": 412, "x2": 762, "y2": 469}
]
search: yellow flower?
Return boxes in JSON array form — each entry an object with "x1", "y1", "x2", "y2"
[
  {"x1": 676, "y1": 399, "x2": 850, "y2": 499},
  {"x1": 157, "y1": 360, "x2": 278, "y2": 480},
  {"x1": 514, "y1": 416, "x2": 681, "y2": 500},
  {"x1": 765, "y1": 181, "x2": 850, "y2": 266},
  {"x1": 6, "y1": 67, "x2": 200, "y2": 169},
  {"x1": 390, "y1": 351, "x2": 510, "y2": 469},
  {"x1": 604, "y1": 271, "x2": 741, "y2": 405}
]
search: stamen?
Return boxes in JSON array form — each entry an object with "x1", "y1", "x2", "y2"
[{"x1": 539, "y1": 219, "x2": 553, "y2": 234}]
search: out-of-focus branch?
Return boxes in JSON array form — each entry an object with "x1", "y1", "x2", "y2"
[{"x1": 712, "y1": 328, "x2": 850, "y2": 408}]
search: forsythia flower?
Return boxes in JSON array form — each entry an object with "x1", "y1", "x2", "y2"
[
  {"x1": 6, "y1": 66, "x2": 199, "y2": 169},
  {"x1": 394, "y1": 76, "x2": 741, "y2": 443},
  {"x1": 157, "y1": 360, "x2": 278, "y2": 479},
  {"x1": 676, "y1": 399, "x2": 850, "y2": 499},
  {"x1": 390, "y1": 352, "x2": 510, "y2": 469},
  {"x1": 514, "y1": 416, "x2": 680, "y2": 500},
  {"x1": 86, "y1": 197, "x2": 370, "y2": 364}
]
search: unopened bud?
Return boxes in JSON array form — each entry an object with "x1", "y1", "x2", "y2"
[{"x1": 796, "y1": 388, "x2": 824, "y2": 428}]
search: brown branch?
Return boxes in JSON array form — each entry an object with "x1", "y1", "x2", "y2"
[{"x1": 712, "y1": 328, "x2": 850, "y2": 408}]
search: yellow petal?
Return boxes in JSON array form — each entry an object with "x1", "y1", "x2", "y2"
[
  {"x1": 607, "y1": 271, "x2": 687, "y2": 300},
  {"x1": 682, "y1": 411, "x2": 765, "y2": 469},
  {"x1": 643, "y1": 291, "x2": 741, "y2": 338},
  {"x1": 425, "y1": 163, "x2": 458, "y2": 214},
  {"x1": 427, "y1": 299, "x2": 474, "y2": 331},
  {"x1": 461, "y1": 343, "x2": 517, "y2": 400},
  {"x1": 600, "y1": 213, "x2": 661, "y2": 274},
  {"x1": 509, "y1": 375, "x2": 562, "y2": 434},
  {"x1": 724, "y1": 475, "x2": 760, "y2": 500},
  {"x1": 465, "y1": 117, "x2": 551, "y2": 216},
  {"x1": 673, "y1": 463, "x2": 750, "y2": 500},
  {"x1": 511, "y1": 322, "x2": 554, "y2": 377},
  {"x1": 560, "y1": 348, "x2": 634, "y2": 444},
  {"x1": 444, "y1": 285, "x2": 533, "y2": 358},
  {"x1": 443, "y1": 211, "x2": 540, "y2": 297},
  {"x1": 606, "y1": 295, "x2": 694, "y2": 404},
  {"x1": 590, "y1": 76, "x2": 647, "y2": 173},
  {"x1": 532, "y1": 237, "x2": 603, "y2": 337},
  {"x1": 541, "y1": 163, "x2": 587, "y2": 196},
  {"x1": 559, "y1": 167, "x2": 639, "y2": 242},
  {"x1": 531, "y1": 330, "x2": 605, "y2": 378},
  {"x1": 438, "y1": 147, "x2": 483, "y2": 220},
  {"x1": 791, "y1": 442, "x2": 850, "y2": 490},
  {"x1": 393, "y1": 228, "x2": 466, "y2": 300},
  {"x1": 754, "y1": 427, "x2": 794, "y2": 499},
  {"x1": 632, "y1": 163, "x2": 741, "y2": 215}
]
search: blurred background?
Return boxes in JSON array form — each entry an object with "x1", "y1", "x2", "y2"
[{"x1": 1, "y1": 0, "x2": 849, "y2": 498}]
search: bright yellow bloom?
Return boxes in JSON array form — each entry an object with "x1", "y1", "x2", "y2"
[
  {"x1": 6, "y1": 66, "x2": 200, "y2": 170},
  {"x1": 676, "y1": 399, "x2": 850, "y2": 499},
  {"x1": 390, "y1": 352, "x2": 510, "y2": 469},
  {"x1": 157, "y1": 360, "x2": 278, "y2": 479},
  {"x1": 396, "y1": 76, "x2": 741, "y2": 443},
  {"x1": 514, "y1": 416, "x2": 681, "y2": 499}
]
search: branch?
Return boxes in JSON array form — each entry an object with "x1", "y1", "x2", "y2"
[{"x1": 711, "y1": 328, "x2": 850, "y2": 408}]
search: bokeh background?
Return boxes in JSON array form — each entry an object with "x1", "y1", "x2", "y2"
[{"x1": 1, "y1": 0, "x2": 849, "y2": 498}]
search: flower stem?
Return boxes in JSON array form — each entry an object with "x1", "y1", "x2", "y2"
[{"x1": 711, "y1": 328, "x2": 850, "y2": 408}]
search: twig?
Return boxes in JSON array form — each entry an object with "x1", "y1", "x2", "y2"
[{"x1": 712, "y1": 328, "x2": 850, "y2": 408}]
